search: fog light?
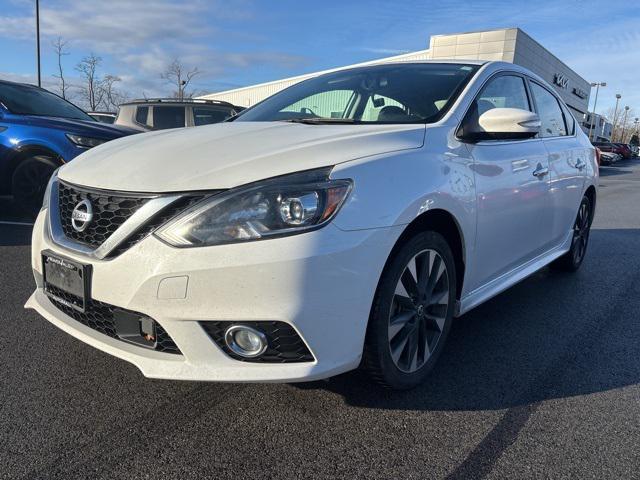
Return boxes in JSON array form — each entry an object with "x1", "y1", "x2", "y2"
[{"x1": 224, "y1": 325, "x2": 268, "y2": 358}]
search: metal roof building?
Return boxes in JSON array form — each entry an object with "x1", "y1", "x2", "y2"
[{"x1": 199, "y1": 28, "x2": 591, "y2": 120}]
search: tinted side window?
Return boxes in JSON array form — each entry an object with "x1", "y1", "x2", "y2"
[
  {"x1": 530, "y1": 83, "x2": 567, "y2": 137},
  {"x1": 135, "y1": 106, "x2": 149, "y2": 126},
  {"x1": 475, "y1": 75, "x2": 530, "y2": 114},
  {"x1": 193, "y1": 107, "x2": 232, "y2": 126},
  {"x1": 153, "y1": 106, "x2": 185, "y2": 129}
]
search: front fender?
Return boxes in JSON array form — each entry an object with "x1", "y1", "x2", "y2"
[
  {"x1": 331, "y1": 142, "x2": 475, "y2": 232},
  {"x1": 330, "y1": 134, "x2": 476, "y2": 269}
]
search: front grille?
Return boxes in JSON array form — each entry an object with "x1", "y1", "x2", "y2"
[
  {"x1": 46, "y1": 284, "x2": 181, "y2": 354},
  {"x1": 200, "y1": 321, "x2": 314, "y2": 363},
  {"x1": 59, "y1": 182, "x2": 152, "y2": 248}
]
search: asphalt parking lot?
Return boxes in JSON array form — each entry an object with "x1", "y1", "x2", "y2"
[{"x1": 2, "y1": 158, "x2": 640, "y2": 480}]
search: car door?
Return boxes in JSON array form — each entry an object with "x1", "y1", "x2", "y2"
[
  {"x1": 465, "y1": 73, "x2": 554, "y2": 290},
  {"x1": 528, "y1": 80, "x2": 586, "y2": 246}
]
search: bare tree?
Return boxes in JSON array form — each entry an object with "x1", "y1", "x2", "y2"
[
  {"x1": 161, "y1": 59, "x2": 201, "y2": 100},
  {"x1": 51, "y1": 37, "x2": 70, "y2": 99},
  {"x1": 605, "y1": 106, "x2": 637, "y2": 142},
  {"x1": 101, "y1": 74, "x2": 127, "y2": 111},
  {"x1": 76, "y1": 54, "x2": 105, "y2": 110}
]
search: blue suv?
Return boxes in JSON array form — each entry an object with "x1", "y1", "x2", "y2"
[{"x1": 0, "y1": 80, "x2": 137, "y2": 215}]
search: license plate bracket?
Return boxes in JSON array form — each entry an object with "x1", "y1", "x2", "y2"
[{"x1": 42, "y1": 250, "x2": 91, "y2": 312}]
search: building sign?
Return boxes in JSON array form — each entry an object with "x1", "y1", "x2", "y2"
[
  {"x1": 572, "y1": 87, "x2": 588, "y2": 99},
  {"x1": 553, "y1": 74, "x2": 569, "y2": 89}
]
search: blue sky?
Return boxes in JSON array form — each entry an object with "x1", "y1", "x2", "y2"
[{"x1": 0, "y1": 0, "x2": 638, "y2": 116}]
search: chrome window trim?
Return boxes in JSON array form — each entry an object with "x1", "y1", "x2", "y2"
[{"x1": 47, "y1": 177, "x2": 183, "y2": 260}]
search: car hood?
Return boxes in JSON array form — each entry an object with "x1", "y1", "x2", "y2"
[
  {"x1": 58, "y1": 121, "x2": 425, "y2": 192},
  {"x1": 24, "y1": 115, "x2": 138, "y2": 137}
]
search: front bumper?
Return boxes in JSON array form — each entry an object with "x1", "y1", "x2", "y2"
[{"x1": 26, "y1": 209, "x2": 402, "y2": 382}]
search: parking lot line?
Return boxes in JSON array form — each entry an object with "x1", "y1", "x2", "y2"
[{"x1": 0, "y1": 221, "x2": 34, "y2": 226}]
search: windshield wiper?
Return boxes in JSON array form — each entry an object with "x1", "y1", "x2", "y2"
[{"x1": 280, "y1": 117, "x2": 356, "y2": 125}]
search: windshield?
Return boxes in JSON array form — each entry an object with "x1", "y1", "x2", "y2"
[
  {"x1": 0, "y1": 83, "x2": 93, "y2": 121},
  {"x1": 235, "y1": 63, "x2": 479, "y2": 124}
]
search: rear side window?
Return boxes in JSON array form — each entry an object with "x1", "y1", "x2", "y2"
[
  {"x1": 193, "y1": 107, "x2": 233, "y2": 126},
  {"x1": 153, "y1": 106, "x2": 186, "y2": 129},
  {"x1": 135, "y1": 106, "x2": 149, "y2": 126},
  {"x1": 530, "y1": 82, "x2": 567, "y2": 137}
]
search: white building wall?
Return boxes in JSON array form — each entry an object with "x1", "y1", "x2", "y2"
[
  {"x1": 429, "y1": 28, "x2": 590, "y2": 119},
  {"x1": 429, "y1": 28, "x2": 518, "y2": 62}
]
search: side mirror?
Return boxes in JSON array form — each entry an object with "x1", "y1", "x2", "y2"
[{"x1": 461, "y1": 107, "x2": 540, "y2": 142}]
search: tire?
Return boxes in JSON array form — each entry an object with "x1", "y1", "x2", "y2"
[
  {"x1": 551, "y1": 195, "x2": 592, "y2": 272},
  {"x1": 362, "y1": 231, "x2": 457, "y2": 390},
  {"x1": 11, "y1": 155, "x2": 59, "y2": 217}
]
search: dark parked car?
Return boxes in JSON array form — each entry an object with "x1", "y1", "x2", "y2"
[
  {"x1": 114, "y1": 98, "x2": 242, "y2": 131},
  {"x1": 0, "y1": 80, "x2": 136, "y2": 214}
]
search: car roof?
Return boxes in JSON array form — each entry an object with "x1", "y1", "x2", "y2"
[
  {"x1": 121, "y1": 98, "x2": 237, "y2": 108},
  {"x1": 0, "y1": 79, "x2": 42, "y2": 89}
]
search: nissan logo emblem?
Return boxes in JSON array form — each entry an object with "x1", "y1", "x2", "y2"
[{"x1": 71, "y1": 199, "x2": 94, "y2": 232}]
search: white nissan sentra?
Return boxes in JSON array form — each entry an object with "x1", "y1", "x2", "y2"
[{"x1": 27, "y1": 61, "x2": 597, "y2": 389}]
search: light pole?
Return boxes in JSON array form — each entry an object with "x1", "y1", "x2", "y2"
[
  {"x1": 612, "y1": 93, "x2": 621, "y2": 141},
  {"x1": 587, "y1": 82, "x2": 606, "y2": 141},
  {"x1": 620, "y1": 106, "x2": 630, "y2": 143},
  {"x1": 35, "y1": 0, "x2": 41, "y2": 87}
]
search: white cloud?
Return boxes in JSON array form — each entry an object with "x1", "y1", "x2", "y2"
[{"x1": 0, "y1": 0, "x2": 307, "y2": 100}]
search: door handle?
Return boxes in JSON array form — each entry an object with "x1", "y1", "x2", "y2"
[
  {"x1": 532, "y1": 164, "x2": 549, "y2": 178},
  {"x1": 576, "y1": 159, "x2": 586, "y2": 170}
]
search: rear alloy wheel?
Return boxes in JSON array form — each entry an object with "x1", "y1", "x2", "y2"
[
  {"x1": 551, "y1": 195, "x2": 592, "y2": 272},
  {"x1": 11, "y1": 155, "x2": 59, "y2": 217},
  {"x1": 363, "y1": 231, "x2": 457, "y2": 389}
]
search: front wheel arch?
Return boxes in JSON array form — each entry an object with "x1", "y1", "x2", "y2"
[
  {"x1": 5, "y1": 146, "x2": 63, "y2": 187},
  {"x1": 388, "y1": 209, "x2": 466, "y2": 302}
]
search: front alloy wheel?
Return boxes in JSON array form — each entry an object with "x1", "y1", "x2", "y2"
[
  {"x1": 389, "y1": 249, "x2": 449, "y2": 373},
  {"x1": 363, "y1": 231, "x2": 457, "y2": 389}
]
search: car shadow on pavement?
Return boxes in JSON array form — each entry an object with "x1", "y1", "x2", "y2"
[
  {"x1": 599, "y1": 167, "x2": 634, "y2": 177},
  {"x1": 296, "y1": 228, "x2": 640, "y2": 413}
]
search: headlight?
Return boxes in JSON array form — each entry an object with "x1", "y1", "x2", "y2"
[
  {"x1": 155, "y1": 170, "x2": 352, "y2": 247},
  {"x1": 41, "y1": 168, "x2": 59, "y2": 212},
  {"x1": 66, "y1": 133, "x2": 107, "y2": 148}
]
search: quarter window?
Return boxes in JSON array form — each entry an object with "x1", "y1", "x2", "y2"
[
  {"x1": 560, "y1": 102, "x2": 576, "y2": 135},
  {"x1": 530, "y1": 82, "x2": 567, "y2": 137}
]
